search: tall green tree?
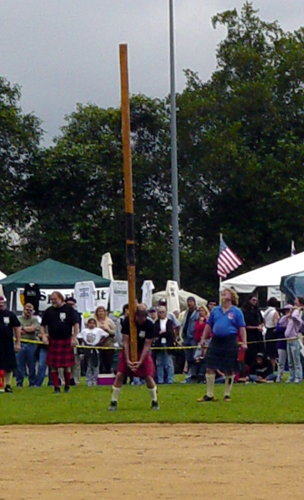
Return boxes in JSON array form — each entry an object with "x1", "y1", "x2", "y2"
[
  {"x1": 177, "y1": 2, "x2": 304, "y2": 294},
  {"x1": 25, "y1": 95, "x2": 172, "y2": 289},
  {"x1": 0, "y1": 77, "x2": 43, "y2": 273},
  {"x1": 6, "y1": 2, "x2": 304, "y2": 299}
]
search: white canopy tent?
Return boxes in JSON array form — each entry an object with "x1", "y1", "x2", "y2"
[
  {"x1": 0, "y1": 271, "x2": 6, "y2": 299},
  {"x1": 220, "y1": 251, "x2": 304, "y2": 293}
]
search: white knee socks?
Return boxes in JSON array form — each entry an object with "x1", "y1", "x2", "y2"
[
  {"x1": 111, "y1": 386, "x2": 122, "y2": 402},
  {"x1": 148, "y1": 386, "x2": 158, "y2": 402},
  {"x1": 224, "y1": 376, "x2": 235, "y2": 397},
  {"x1": 5, "y1": 371, "x2": 13, "y2": 386},
  {"x1": 206, "y1": 374, "x2": 215, "y2": 398}
]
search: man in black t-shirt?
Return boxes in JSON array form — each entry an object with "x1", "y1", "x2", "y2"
[
  {"x1": 0, "y1": 296, "x2": 21, "y2": 393},
  {"x1": 41, "y1": 291, "x2": 79, "y2": 394},
  {"x1": 108, "y1": 305, "x2": 159, "y2": 411}
]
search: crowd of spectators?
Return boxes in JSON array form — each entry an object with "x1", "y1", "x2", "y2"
[{"x1": 1, "y1": 291, "x2": 304, "y2": 392}]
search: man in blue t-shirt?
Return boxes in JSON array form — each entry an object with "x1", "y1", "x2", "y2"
[{"x1": 198, "y1": 288, "x2": 247, "y2": 402}]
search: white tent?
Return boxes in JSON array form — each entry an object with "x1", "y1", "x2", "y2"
[
  {"x1": 220, "y1": 251, "x2": 304, "y2": 293},
  {"x1": 152, "y1": 289, "x2": 207, "y2": 312}
]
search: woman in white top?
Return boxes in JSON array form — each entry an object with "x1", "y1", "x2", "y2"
[
  {"x1": 94, "y1": 306, "x2": 115, "y2": 374},
  {"x1": 154, "y1": 306, "x2": 175, "y2": 384},
  {"x1": 263, "y1": 297, "x2": 279, "y2": 369}
]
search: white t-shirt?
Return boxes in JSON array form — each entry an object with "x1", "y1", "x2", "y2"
[
  {"x1": 141, "y1": 280, "x2": 155, "y2": 309},
  {"x1": 160, "y1": 318, "x2": 168, "y2": 333},
  {"x1": 78, "y1": 327, "x2": 108, "y2": 346},
  {"x1": 263, "y1": 307, "x2": 277, "y2": 328},
  {"x1": 74, "y1": 281, "x2": 96, "y2": 313},
  {"x1": 165, "y1": 280, "x2": 180, "y2": 313},
  {"x1": 109, "y1": 281, "x2": 128, "y2": 312}
]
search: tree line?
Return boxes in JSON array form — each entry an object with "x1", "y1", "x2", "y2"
[{"x1": 1, "y1": 3, "x2": 304, "y2": 297}]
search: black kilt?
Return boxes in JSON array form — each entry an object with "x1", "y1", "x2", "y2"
[
  {"x1": 206, "y1": 335, "x2": 239, "y2": 373},
  {"x1": 46, "y1": 337, "x2": 75, "y2": 368},
  {"x1": 0, "y1": 334, "x2": 17, "y2": 371}
]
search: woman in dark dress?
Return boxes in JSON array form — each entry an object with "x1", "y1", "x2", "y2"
[{"x1": 242, "y1": 294, "x2": 264, "y2": 367}]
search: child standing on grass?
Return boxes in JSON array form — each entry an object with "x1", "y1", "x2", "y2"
[{"x1": 79, "y1": 318, "x2": 109, "y2": 386}]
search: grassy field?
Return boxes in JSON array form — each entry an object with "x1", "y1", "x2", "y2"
[{"x1": 1, "y1": 377, "x2": 304, "y2": 425}]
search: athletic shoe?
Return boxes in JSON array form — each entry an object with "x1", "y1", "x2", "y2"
[
  {"x1": 294, "y1": 379, "x2": 302, "y2": 384},
  {"x1": 224, "y1": 395, "x2": 231, "y2": 401},
  {"x1": 64, "y1": 386, "x2": 70, "y2": 393},
  {"x1": 151, "y1": 401, "x2": 159, "y2": 410},
  {"x1": 54, "y1": 387, "x2": 60, "y2": 394},
  {"x1": 108, "y1": 401, "x2": 117, "y2": 411},
  {"x1": 285, "y1": 379, "x2": 294, "y2": 384},
  {"x1": 4, "y1": 385, "x2": 13, "y2": 393},
  {"x1": 197, "y1": 395, "x2": 216, "y2": 402}
]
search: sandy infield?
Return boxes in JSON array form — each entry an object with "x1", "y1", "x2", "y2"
[{"x1": 0, "y1": 424, "x2": 301, "y2": 500}]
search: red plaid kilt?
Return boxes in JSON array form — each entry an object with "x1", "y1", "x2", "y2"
[
  {"x1": 117, "y1": 350, "x2": 155, "y2": 378},
  {"x1": 46, "y1": 337, "x2": 75, "y2": 368}
]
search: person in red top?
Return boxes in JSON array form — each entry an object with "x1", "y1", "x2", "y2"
[{"x1": 194, "y1": 305, "x2": 209, "y2": 344}]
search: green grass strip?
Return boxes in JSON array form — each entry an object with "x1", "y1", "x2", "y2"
[{"x1": 1, "y1": 378, "x2": 303, "y2": 425}]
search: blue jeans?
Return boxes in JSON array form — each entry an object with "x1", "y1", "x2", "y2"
[
  {"x1": 35, "y1": 348, "x2": 48, "y2": 387},
  {"x1": 249, "y1": 373, "x2": 276, "y2": 382},
  {"x1": 287, "y1": 339, "x2": 303, "y2": 381},
  {"x1": 156, "y1": 351, "x2": 174, "y2": 384},
  {"x1": 16, "y1": 343, "x2": 37, "y2": 387}
]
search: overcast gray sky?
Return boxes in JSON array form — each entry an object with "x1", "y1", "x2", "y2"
[{"x1": 1, "y1": 0, "x2": 303, "y2": 144}]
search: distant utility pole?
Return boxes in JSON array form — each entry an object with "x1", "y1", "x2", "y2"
[{"x1": 169, "y1": 0, "x2": 180, "y2": 287}]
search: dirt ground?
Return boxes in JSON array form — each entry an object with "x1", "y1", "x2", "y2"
[{"x1": 0, "y1": 424, "x2": 302, "y2": 500}]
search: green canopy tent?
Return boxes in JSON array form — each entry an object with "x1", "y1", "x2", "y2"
[{"x1": 0, "y1": 258, "x2": 111, "y2": 311}]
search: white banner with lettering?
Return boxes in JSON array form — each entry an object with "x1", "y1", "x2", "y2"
[{"x1": 16, "y1": 287, "x2": 109, "y2": 313}]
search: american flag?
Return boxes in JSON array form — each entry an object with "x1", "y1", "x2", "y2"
[{"x1": 217, "y1": 237, "x2": 243, "y2": 278}]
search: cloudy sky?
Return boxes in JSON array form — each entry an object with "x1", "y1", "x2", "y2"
[{"x1": 1, "y1": 0, "x2": 303, "y2": 144}]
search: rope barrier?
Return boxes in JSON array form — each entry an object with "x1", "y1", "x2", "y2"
[{"x1": 16, "y1": 336, "x2": 298, "y2": 350}]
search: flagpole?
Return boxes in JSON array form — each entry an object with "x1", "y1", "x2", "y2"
[
  {"x1": 291, "y1": 240, "x2": 295, "y2": 256},
  {"x1": 169, "y1": 0, "x2": 180, "y2": 286}
]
